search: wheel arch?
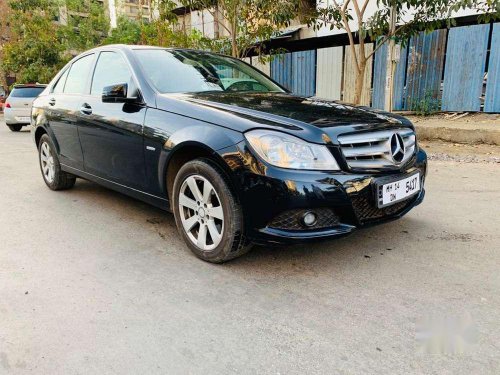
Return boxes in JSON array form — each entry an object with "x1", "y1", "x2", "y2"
[
  {"x1": 33, "y1": 121, "x2": 60, "y2": 153},
  {"x1": 34, "y1": 126, "x2": 48, "y2": 147},
  {"x1": 164, "y1": 141, "x2": 235, "y2": 203}
]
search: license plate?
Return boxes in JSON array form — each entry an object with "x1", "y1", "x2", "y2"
[
  {"x1": 15, "y1": 116, "x2": 30, "y2": 122},
  {"x1": 377, "y1": 173, "x2": 420, "y2": 208}
]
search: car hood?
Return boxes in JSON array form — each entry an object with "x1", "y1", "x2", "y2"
[{"x1": 156, "y1": 92, "x2": 414, "y2": 144}]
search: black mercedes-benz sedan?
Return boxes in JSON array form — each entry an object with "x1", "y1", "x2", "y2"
[{"x1": 31, "y1": 45, "x2": 427, "y2": 262}]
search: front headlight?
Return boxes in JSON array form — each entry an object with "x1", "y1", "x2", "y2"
[{"x1": 245, "y1": 129, "x2": 339, "y2": 170}]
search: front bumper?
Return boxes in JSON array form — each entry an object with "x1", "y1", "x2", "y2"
[{"x1": 221, "y1": 143, "x2": 427, "y2": 245}]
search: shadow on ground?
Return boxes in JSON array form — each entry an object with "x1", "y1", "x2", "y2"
[{"x1": 64, "y1": 177, "x2": 432, "y2": 274}]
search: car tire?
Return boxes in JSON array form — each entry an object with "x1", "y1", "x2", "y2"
[
  {"x1": 38, "y1": 134, "x2": 76, "y2": 190},
  {"x1": 8, "y1": 125, "x2": 23, "y2": 132},
  {"x1": 172, "y1": 158, "x2": 252, "y2": 263}
]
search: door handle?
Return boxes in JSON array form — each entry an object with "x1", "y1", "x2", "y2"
[
  {"x1": 48, "y1": 98, "x2": 56, "y2": 106},
  {"x1": 80, "y1": 103, "x2": 92, "y2": 115}
]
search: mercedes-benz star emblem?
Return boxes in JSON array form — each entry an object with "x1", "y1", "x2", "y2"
[{"x1": 390, "y1": 133, "x2": 405, "y2": 163}]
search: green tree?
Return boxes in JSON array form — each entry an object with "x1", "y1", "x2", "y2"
[
  {"x1": 313, "y1": 0, "x2": 500, "y2": 106},
  {"x1": 104, "y1": 16, "x2": 142, "y2": 45},
  {"x1": 174, "y1": 0, "x2": 301, "y2": 58},
  {"x1": 0, "y1": 0, "x2": 13, "y2": 92},
  {"x1": 1, "y1": 0, "x2": 67, "y2": 85},
  {"x1": 63, "y1": 0, "x2": 110, "y2": 51},
  {"x1": 104, "y1": 15, "x2": 205, "y2": 48}
]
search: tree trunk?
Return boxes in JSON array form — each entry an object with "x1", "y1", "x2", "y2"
[
  {"x1": 230, "y1": 18, "x2": 238, "y2": 58},
  {"x1": 353, "y1": 59, "x2": 366, "y2": 105},
  {"x1": 231, "y1": 33, "x2": 238, "y2": 57},
  {"x1": 0, "y1": 69, "x2": 8, "y2": 94}
]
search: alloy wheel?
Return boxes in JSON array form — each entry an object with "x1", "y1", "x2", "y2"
[
  {"x1": 40, "y1": 141, "x2": 55, "y2": 183},
  {"x1": 178, "y1": 174, "x2": 224, "y2": 251}
]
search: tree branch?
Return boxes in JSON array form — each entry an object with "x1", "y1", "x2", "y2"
[
  {"x1": 202, "y1": 5, "x2": 232, "y2": 36},
  {"x1": 339, "y1": 0, "x2": 360, "y2": 71},
  {"x1": 365, "y1": 22, "x2": 406, "y2": 61},
  {"x1": 360, "y1": 0, "x2": 369, "y2": 16}
]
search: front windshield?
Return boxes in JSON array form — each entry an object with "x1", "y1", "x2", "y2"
[{"x1": 134, "y1": 49, "x2": 285, "y2": 94}]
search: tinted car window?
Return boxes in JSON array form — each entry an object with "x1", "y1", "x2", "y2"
[
  {"x1": 91, "y1": 52, "x2": 133, "y2": 96},
  {"x1": 134, "y1": 49, "x2": 284, "y2": 94},
  {"x1": 64, "y1": 54, "x2": 94, "y2": 94},
  {"x1": 52, "y1": 69, "x2": 69, "y2": 94},
  {"x1": 10, "y1": 87, "x2": 45, "y2": 98}
]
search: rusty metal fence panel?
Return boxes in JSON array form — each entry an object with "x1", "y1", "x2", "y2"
[
  {"x1": 404, "y1": 30, "x2": 447, "y2": 110},
  {"x1": 343, "y1": 44, "x2": 373, "y2": 105}
]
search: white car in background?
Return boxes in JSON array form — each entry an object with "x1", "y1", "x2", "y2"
[{"x1": 4, "y1": 84, "x2": 46, "y2": 132}]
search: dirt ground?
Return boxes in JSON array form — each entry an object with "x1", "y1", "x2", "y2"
[
  {"x1": 1, "y1": 117, "x2": 500, "y2": 374},
  {"x1": 420, "y1": 140, "x2": 500, "y2": 163},
  {"x1": 407, "y1": 112, "x2": 500, "y2": 128}
]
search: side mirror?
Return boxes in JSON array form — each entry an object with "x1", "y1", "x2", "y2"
[{"x1": 102, "y1": 83, "x2": 137, "y2": 103}]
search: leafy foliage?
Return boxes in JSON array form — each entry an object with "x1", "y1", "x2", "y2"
[
  {"x1": 175, "y1": 0, "x2": 301, "y2": 57},
  {"x1": 1, "y1": 0, "x2": 67, "y2": 85},
  {"x1": 104, "y1": 16, "x2": 207, "y2": 49},
  {"x1": 104, "y1": 16, "x2": 143, "y2": 45},
  {"x1": 1, "y1": 0, "x2": 113, "y2": 85},
  {"x1": 408, "y1": 89, "x2": 441, "y2": 116},
  {"x1": 0, "y1": 0, "x2": 13, "y2": 91},
  {"x1": 63, "y1": 0, "x2": 110, "y2": 51}
]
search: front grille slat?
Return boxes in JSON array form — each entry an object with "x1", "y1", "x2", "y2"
[
  {"x1": 338, "y1": 130, "x2": 395, "y2": 144},
  {"x1": 404, "y1": 135, "x2": 416, "y2": 148},
  {"x1": 342, "y1": 143, "x2": 388, "y2": 158},
  {"x1": 338, "y1": 128, "x2": 416, "y2": 171},
  {"x1": 346, "y1": 159, "x2": 396, "y2": 169}
]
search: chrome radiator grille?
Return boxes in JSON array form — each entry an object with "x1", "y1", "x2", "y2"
[{"x1": 338, "y1": 128, "x2": 416, "y2": 170}]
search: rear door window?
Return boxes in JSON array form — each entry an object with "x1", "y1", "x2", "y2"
[
  {"x1": 52, "y1": 69, "x2": 70, "y2": 94},
  {"x1": 10, "y1": 87, "x2": 45, "y2": 98},
  {"x1": 64, "y1": 54, "x2": 95, "y2": 94}
]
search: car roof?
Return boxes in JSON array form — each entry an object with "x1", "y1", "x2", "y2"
[
  {"x1": 85, "y1": 44, "x2": 234, "y2": 59},
  {"x1": 89, "y1": 44, "x2": 203, "y2": 52}
]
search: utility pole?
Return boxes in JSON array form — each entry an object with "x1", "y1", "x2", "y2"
[{"x1": 384, "y1": 2, "x2": 396, "y2": 112}]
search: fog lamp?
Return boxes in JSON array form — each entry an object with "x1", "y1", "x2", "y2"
[{"x1": 302, "y1": 211, "x2": 317, "y2": 227}]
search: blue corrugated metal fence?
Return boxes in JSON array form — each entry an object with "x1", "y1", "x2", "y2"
[
  {"x1": 485, "y1": 23, "x2": 500, "y2": 112},
  {"x1": 372, "y1": 41, "x2": 408, "y2": 110},
  {"x1": 372, "y1": 41, "x2": 388, "y2": 109},
  {"x1": 292, "y1": 50, "x2": 316, "y2": 97},
  {"x1": 442, "y1": 24, "x2": 490, "y2": 111},
  {"x1": 271, "y1": 53, "x2": 293, "y2": 91},
  {"x1": 268, "y1": 22, "x2": 499, "y2": 112},
  {"x1": 405, "y1": 30, "x2": 447, "y2": 110},
  {"x1": 271, "y1": 51, "x2": 316, "y2": 97}
]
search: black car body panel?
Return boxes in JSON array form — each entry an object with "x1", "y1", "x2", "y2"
[
  {"x1": 155, "y1": 92, "x2": 414, "y2": 145},
  {"x1": 143, "y1": 107, "x2": 244, "y2": 197},
  {"x1": 31, "y1": 45, "x2": 427, "y2": 245}
]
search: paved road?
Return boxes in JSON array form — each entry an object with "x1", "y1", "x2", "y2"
[{"x1": 1, "y1": 117, "x2": 499, "y2": 374}]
